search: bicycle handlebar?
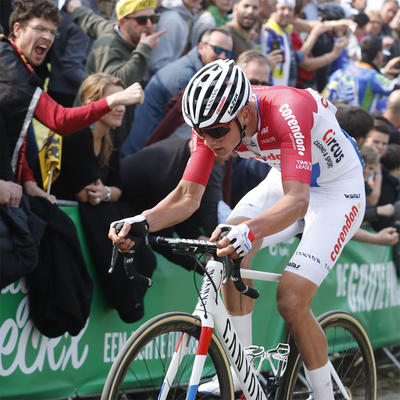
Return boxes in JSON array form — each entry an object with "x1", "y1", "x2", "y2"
[{"x1": 109, "y1": 233, "x2": 259, "y2": 299}]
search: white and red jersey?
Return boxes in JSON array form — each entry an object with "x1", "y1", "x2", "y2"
[{"x1": 183, "y1": 86, "x2": 363, "y2": 188}]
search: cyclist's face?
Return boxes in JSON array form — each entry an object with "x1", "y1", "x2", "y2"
[
  {"x1": 13, "y1": 17, "x2": 56, "y2": 66},
  {"x1": 200, "y1": 120, "x2": 241, "y2": 158}
]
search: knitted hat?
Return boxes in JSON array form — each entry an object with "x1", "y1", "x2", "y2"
[{"x1": 116, "y1": 0, "x2": 157, "y2": 19}]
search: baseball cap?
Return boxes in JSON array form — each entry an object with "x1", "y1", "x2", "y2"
[{"x1": 116, "y1": 0, "x2": 157, "y2": 20}]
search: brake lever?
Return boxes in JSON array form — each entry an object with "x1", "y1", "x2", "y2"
[{"x1": 108, "y1": 222, "x2": 124, "y2": 274}]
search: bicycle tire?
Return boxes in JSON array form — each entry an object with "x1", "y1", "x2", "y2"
[
  {"x1": 279, "y1": 310, "x2": 377, "y2": 400},
  {"x1": 101, "y1": 312, "x2": 234, "y2": 400}
]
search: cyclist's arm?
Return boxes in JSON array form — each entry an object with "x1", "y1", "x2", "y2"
[{"x1": 142, "y1": 179, "x2": 206, "y2": 233}]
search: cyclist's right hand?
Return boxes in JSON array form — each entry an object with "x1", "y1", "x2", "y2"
[{"x1": 108, "y1": 215, "x2": 149, "y2": 253}]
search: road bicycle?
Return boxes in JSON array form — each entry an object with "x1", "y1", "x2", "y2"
[{"x1": 101, "y1": 234, "x2": 377, "y2": 400}]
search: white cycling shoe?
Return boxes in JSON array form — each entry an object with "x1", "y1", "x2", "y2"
[{"x1": 198, "y1": 366, "x2": 242, "y2": 397}]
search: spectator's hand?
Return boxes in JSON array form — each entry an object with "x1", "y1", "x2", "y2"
[
  {"x1": 139, "y1": 29, "x2": 168, "y2": 50},
  {"x1": 267, "y1": 49, "x2": 283, "y2": 71},
  {"x1": 327, "y1": 19, "x2": 354, "y2": 35},
  {"x1": 383, "y1": 56, "x2": 400, "y2": 76},
  {"x1": 377, "y1": 203, "x2": 395, "y2": 217},
  {"x1": 84, "y1": 179, "x2": 107, "y2": 205},
  {"x1": 375, "y1": 227, "x2": 399, "y2": 246},
  {"x1": 23, "y1": 181, "x2": 57, "y2": 204},
  {"x1": 7, "y1": 181, "x2": 23, "y2": 207},
  {"x1": 65, "y1": 0, "x2": 82, "y2": 13},
  {"x1": 308, "y1": 21, "x2": 327, "y2": 40},
  {"x1": 382, "y1": 36, "x2": 394, "y2": 49},
  {"x1": 106, "y1": 82, "x2": 145, "y2": 108},
  {"x1": 332, "y1": 37, "x2": 349, "y2": 57},
  {"x1": 0, "y1": 180, "x2": 21, "y2": 206}
]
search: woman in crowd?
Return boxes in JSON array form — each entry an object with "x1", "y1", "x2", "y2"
[{"x1": 50, "y1": 73, "x2": 157, "y2": 324}]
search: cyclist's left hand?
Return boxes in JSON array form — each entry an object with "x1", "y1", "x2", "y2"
[{"x1": 211, "y1": 224, "x2": 254, "y2": 258}]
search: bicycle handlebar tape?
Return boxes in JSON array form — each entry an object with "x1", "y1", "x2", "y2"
[
  {"x1": 231, "y1": 258, "x2": 259, "y2": 299},
  {"x1": 123, "y1": 250, "x2": 153, "y2": 288}
]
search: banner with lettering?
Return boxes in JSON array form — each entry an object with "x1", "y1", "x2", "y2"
[{"x1": 0, "y1": 208, "x2": 399, "y2": 399}]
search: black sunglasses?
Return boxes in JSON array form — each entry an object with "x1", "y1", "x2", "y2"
[
  {"x1": 125, "y1": 14, "x2": 160, "y2": 25},
  {"x1": 250, "y1": 79, "x2": 271, "y2": 86},
  {"x1": 194, "y1": 118, "x2": 240, "y2": 139},
  {"x1": 203, "y1": 43, "x2": 234, "y2": 59}
]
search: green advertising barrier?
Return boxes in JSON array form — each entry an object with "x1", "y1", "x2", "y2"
[{"x1": 1, "y1": 206, "x2": 399, "y2": 399}]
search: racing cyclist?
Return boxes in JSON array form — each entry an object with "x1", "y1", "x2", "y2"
[{"x1": 108, "y1": 59, "x2": 365, "y2": 399}]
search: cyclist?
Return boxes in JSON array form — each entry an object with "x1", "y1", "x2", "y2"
[{"x1": 108, "y1": 59, "x2": 365, "y2": 399}]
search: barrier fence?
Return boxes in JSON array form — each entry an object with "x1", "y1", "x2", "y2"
[{"x1": 1, "y1": 206, "x2": 399, "y2": 399}]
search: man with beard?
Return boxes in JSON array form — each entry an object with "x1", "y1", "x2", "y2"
[
  {"x1": 221, "y1": 0, "x2": 260, "y2": 60},
  {"x1": 66, "y1": 0, "x2": 167, "y2": 149}
]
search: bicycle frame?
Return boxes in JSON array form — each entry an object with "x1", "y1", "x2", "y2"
[
  {"x1": 159, "y1": 258, "x2": 279, "y2": 400},
  {"x1": 157, "y1": 256, "x2": 353, "y2": 400}
]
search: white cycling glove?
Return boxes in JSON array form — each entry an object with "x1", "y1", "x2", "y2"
[
  {"x1": 218, "y1": 224, "x2": 255, "y2": 256},
  {"x1": 110, "y1": 215, "x2": 149, "y2": 236}
]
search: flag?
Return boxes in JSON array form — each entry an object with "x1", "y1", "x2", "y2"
[{"x1": 38, "y1": 130, "x2": 62, "y2": 193}]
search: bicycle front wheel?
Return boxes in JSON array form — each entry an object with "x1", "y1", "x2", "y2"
[
  {"x1": 281, "y1": 310, "x2": 377, "y2": 400},
  {"x1": 101, "y1": 312, "x2": 234, "y2": 400}
]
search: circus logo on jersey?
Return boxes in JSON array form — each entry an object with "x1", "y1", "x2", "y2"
[
  {"x1": 278, "y1": 104, "x2": 305, "y2": 156},
  {"x1": 322, "y1": 129, "x2": 344, "y2": 163}
]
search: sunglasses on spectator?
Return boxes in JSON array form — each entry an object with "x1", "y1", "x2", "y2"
[
  {"x1": 202, "y1": 43, "x2": 234, "y2": 59},
  {"x1": 249, "y1": 79, "x2": 271, "y2": 86},
  {"x1": 125, "y1": 14, "x2": 160, "y2": 25},
  {"x1": 194, "y1": 118, "x2": 240, "y2": 139},
  {"x1": 20, "y1": 23, "x2": 61, "y2": 38}
]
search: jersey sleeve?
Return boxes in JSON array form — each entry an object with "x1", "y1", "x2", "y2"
[
  {"x1": 181, "y1": 131, "x2": 215, "y2": 187},
  {"x1": 34, "y1": 92, "x2": 111, "y2": 136},
  {"x1": 271, "y1": 90, "x2": 316, "y2": 184}
]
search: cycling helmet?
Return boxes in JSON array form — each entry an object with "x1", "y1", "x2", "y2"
[
  {"x1": 182, "y1": 59, "x2": 252, "y2": 130},
  {"x1": 318, "y1": 2, "x2": 345, "y2": 21}
]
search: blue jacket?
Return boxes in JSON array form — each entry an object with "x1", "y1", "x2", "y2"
[
  {"x1": 322, "y1": 61, "x2": 396, "y2": 112},
  {"x1": 121, "y1": 46, "x2": 203, "y2": 157}
]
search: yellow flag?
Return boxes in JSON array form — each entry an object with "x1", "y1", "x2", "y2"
[{"x1": 38, "y1": 130, "x2": 62, "y2": 192}]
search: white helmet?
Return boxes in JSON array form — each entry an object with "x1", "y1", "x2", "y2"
[{"x1": 182, "y1": 59, "x2": 252, "y2": 130}]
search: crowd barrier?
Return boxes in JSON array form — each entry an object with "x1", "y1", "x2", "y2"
[{"x1": 1, "y1": 206, "x2": 399, "y2": 399}]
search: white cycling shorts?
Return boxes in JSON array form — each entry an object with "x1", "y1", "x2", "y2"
[{"x1": 228, "y1": 167, "x2": 365, "y2": 286}]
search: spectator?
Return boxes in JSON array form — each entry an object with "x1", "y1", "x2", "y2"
[
  {"x1": 121, "y1": 28, "x2": 234, "y2": 156},
  {"x1": 371, "y1": 143, "x2": 400, "y2": 273},
  {"x1": 322, "y1": 35, "x2": 400, "y2": 112},
  {"x1": 360, "y1": 145, "x2": 396, "y2": 225},
  {"x1": 379, "y1": 0, "x2": 399, "y2": 38},
  {"x1": 191, "y1": 0, "x2": 235, "y2": 46},
  {"x1": 1, "y1": 0, "x2": 143, "y2": 204},
  {"x1": 382, "y1": 89, "x2": 400, "y2": 144},
  {"x1": 47, "y1": 0, "x2": 100, "y2": 107},
  {"x1": 120, "y1": 137, "x2": 228, "y2": 272},
  {"x1": 335, "y1": 102, "x2": 374, "y2": 148},
  {"x1": 50, "y1": 73, "x2": 156, "y2": 323},
  {"x1": 221, "y1": 0, "x2": 260, "y2": 61},
  {"x1": 363, "y1": 117, "x2": 391, "y2": 205},
  {"x1": 66, "y1": 0, "x2": 167, "y2": 149},
  {"x1": 366, "y1": 9, "x2": 383, "y2": 36},
  {"x1": 345, "y1": 11, "x2": 369, "y2": 62},
  {"x1": 350, "y1": 0, "x2": 367, "y2": 12},
  {"x1": 264, "y1": 0, "x2": 348, "y2": 88},
  {"x1": 145, "y1": 0, "x2": 203, "y2": 81}
]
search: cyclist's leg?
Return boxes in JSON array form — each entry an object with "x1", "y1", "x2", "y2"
[{"x1": 276, "y1": 176, "x2": 365, "y2": 399}]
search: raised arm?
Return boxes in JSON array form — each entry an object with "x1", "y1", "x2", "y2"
[{"x1": 67, "y1": 0, "x2": 113, "y2": 40}]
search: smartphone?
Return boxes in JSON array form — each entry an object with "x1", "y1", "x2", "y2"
[{"x1": 270, "y1": 39, "x2": 281, "y2": 52}]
